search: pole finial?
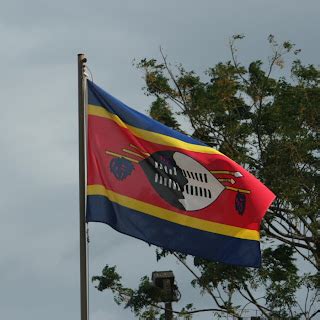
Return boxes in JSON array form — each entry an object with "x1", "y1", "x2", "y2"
[{"x1": 78, "y1": 53, "x2": 87, "y2": 64}]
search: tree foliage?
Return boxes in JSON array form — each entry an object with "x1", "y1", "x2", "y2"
[{"x1": 93, "y1": 36, "x2": 320, "y2": 319}]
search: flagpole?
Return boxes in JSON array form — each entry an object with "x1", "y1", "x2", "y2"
[{"x1": 78, "y1": 53, "x2": 88, "y2": 320}]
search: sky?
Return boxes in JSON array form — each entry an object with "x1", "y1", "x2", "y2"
[{"x1": 0, "y1": 1, "x2": 319, "y2": 319}]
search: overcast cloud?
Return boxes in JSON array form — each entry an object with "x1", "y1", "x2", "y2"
[{"x1": 1, "y1": 1, "x2": 319, "y2": 319}]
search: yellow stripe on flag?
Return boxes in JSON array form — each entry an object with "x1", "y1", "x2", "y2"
[
  {"x1": 87, "y1": 184, "x2": 260, "y2": 241},
  {"x1": 88, "y1": 104, "x2": 222, "y2": 155}
]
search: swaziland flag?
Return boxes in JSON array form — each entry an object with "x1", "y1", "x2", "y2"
[{"x1": 86, "y1": 80, "x2": 275, "y2": 268}]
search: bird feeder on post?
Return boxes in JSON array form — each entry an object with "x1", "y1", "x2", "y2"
[{"x1": 152, "y1": 271, "x2": 180, "y2": 320}]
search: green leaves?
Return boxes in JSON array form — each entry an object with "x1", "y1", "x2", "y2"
[
  {"x1": 149, "y1": 98, "x2": 181, "y2": 131},
  {"x1": 92, "y1": 265, "x2": 122, "y2": 292}
]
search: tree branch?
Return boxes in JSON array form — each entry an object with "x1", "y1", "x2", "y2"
[
  {"x1": 237, "y1": 286, "x2": 270, "y2": 318},
  {"x1": 229, "y1": 38, "x2": 250, "y2": 86},
  {"x1": 159, "y1": 47, "x2": 188, "y2": 108},
  {"x1": 263, "y1": 222, "x2": 311, "y2": 250},
  {"x1": 172, "y1": 253, "x2": 225, "y2": 310}
]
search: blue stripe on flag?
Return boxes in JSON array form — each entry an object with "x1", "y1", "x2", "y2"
[{"x1": 86, "y1": 195, "x2": 261, "y2": 268}]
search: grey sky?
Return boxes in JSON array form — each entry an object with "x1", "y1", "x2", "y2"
[{"x1": 1, "y1": 1, "x2": 319, "y2": 319}]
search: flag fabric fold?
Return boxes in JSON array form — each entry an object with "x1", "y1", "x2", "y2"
[{"x1": 86, "y1": 80, "x2": 275, "y2": 267}]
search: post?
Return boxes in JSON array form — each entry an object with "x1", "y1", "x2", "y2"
[
  {"x1": 164, "y1": 302, "x2": 173, "y2": 320},
  {"x1": 78, "y1": 53, "x2": 88, "y2": 320}
]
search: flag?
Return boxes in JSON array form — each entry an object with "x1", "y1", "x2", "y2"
[{"x1": 86, "y1": 80, "x2": 275, "y2": 268}]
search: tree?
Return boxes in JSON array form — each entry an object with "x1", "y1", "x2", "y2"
[{"x1": 92, "y1": 36, "x2": 320, "y2": 319}]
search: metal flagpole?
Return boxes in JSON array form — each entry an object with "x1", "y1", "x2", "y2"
[{"x1": 78, "y1": 53, "x2": 88, "y2": 320}]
